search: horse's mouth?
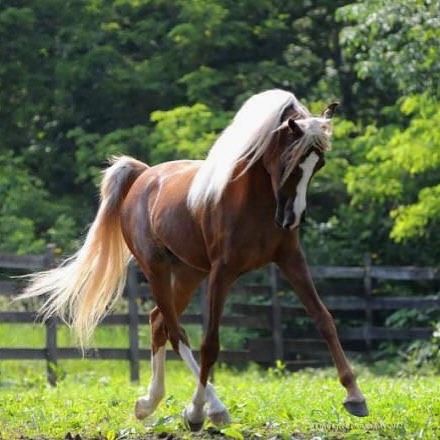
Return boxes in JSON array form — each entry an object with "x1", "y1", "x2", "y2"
[{"x1": 274, "y1": 197, "x2": 305, "y2": 230}]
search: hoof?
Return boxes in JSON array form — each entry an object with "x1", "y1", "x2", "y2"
[
  {"x1": 185, "y1": 419, "x2": 204, "y2": 432},
  {"x1": 135, "y1": 397, "x2": 156, "y2": 420},
  {"x1": 182, "y1": 408, "x2": 205, "y2": 432},
  {"x1": 208, "y1": 409, "x2": 231, "y2": 426},
  {"x1": 343, "y1": 399, "x2": 369, "y2": 417}
]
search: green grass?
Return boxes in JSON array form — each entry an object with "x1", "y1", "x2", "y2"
[
  {"x1": 0, "y1": 324, "x2": 439, "y2": 439},
  {"x1": 0, "y1": 323, "x2": 205, "y2": 349},
  {"x1": 0, "y1": 359, "x2": 439, "y2": 440}
]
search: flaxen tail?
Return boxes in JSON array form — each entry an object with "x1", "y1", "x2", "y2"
[{"x1": 18, "y1": 156, "x2": 148, "y2": 346}]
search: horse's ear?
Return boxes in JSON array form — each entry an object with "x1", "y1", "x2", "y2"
[
  {"x1": 321, "y1": 102, "x2": 339, "y2": 119},
  {"x1": 287, "y1": 118, "x2": 304, "y2": 137}
]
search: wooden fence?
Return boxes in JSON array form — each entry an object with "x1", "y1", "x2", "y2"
[{"x1": 0, "y1": 246, "x2": 439, "y2": 384}]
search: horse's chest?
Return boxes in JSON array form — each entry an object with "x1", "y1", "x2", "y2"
[{"x1": 216, "y1": 221, "x2": 282, "y2": 271}]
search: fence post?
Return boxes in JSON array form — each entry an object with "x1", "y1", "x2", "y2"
[
  {"x1": 363, "y1": 254, "x2": 373, "y2": 357},
  {"x1": 127, "y1": 262, "x2": 140, "y2": 382},
  {"x1": 269, "y1": 264, "x2": 284, "y2": 363},
  {"x1": 44, "y1": 244, "x2": 57, "y2": 386}
]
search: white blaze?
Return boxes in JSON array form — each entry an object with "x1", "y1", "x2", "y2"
[{"x1": 291, "y1": 151, "x2": 319, "y2": 229}]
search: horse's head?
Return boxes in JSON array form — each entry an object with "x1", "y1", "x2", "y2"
[{"x1": 263, "y1": 102, "x2": 338, "y2": 230}]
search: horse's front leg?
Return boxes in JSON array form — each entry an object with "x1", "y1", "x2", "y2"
[
  {"x1": 277, "y1": 246, "x2": 369, "y2": 417},
  {"x1": 183, "y1": 265, "x2": 236, "y2": 431}
]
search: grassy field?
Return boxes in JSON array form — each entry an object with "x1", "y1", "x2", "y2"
[
  {"x1": 0, "y1": 356, "x2": 439, "y2": 440},
  {"x1": 0, "y1": 322, "x2": 439, "y2": 439}
]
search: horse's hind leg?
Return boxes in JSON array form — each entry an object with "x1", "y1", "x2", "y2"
[
  {"x1": 135, "y1": 260, "x2": 228, "y2": 425},
  {"x1": 135, "y1": 306, "x2": 167, "y2": 419},
  {"x1": 135, "y1": 260, "x2": 199, "y2": 420}
]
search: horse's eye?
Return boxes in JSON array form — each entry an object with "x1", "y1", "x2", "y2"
[{"x1": 285, "y1": 130, "x2": 298, "y2": 146}]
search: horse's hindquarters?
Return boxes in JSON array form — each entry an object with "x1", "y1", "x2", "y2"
[{"x1": 121, "y1": 161, "x2": 210, "y2": 273}]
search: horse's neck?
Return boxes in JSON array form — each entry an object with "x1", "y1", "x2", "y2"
[{"x1": 233, "y1": 159, "x2": 275, "y2": 207}]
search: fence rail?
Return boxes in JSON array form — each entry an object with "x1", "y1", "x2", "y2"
[{"x1": 0, "y1": 247, "x2": 439, "y2": 384}]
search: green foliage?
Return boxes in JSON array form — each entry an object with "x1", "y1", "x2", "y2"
[
  {"x1": 345, "y1": 94, "x2": 440, "y2": 243},
  {"x1": 390, "y1": 184, "x2": 440, "y2": 241},
  {"x1": 0, "y1": 216, "x2": 45, "y2": 255},
  {"x1": 149, "y1": 104, "x2": 230, "y2": 163},
  {"x1": 0, "y1": 0, "x2": 438, "y2": 266},
  {"x1": 0, "y1": 153, "x2": 77, "y2": 253},
  {"x1": 338, "y1": 0, "x2": 440, "y2": 97},
  {"x1": 375, "y1": 328, "x2": 440, "y2": 376},
  {"x1": 401, "y1": 336, "x2": 440, "y2": 374},
  {"x1": 69, "y1": 125, "x2": 151, "y2": 185}
]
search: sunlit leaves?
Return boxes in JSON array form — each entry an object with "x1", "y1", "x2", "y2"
[
  {"x1": 345, "y1": 94, "x2": 440, "y2": 240},
  {"x1": 0, "y1": 152, "x2": 75, "y2": 253},
  {"x1": 149, "y1": 104, "x2": 230, "y2": 163},
  {"x1": 69, "y1": 126, "x2": 150, "y2": 185},
  {"x1": 0, "y1": 0, "x2": 438, "y2": 264},
  {"x1": 391, "y1": 184, "x2": 440, "y2": 241},
  {"x1": 337, "y1": 0, "x2": 440, "y2": 96}
]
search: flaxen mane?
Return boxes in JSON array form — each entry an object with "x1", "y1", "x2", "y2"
[{"x1": 187, "y1": 89, "x2": 331, "y2": 211}]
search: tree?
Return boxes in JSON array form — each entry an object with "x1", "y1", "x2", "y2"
[
  {"x1": 336, "y1": 1, "x2": 439, "y2": 257},
  {"x1": 0, "y1": 0, "x2": 438, "y2": 265},
  {"x1": 337, "y1": 0, "x2": 440, "y2": 98},
  {"x1": 345, "y1": 95, "x2": 440, "y2": 244}
]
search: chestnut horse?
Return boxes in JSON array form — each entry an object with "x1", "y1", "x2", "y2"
[{"x1": 21, "y1": 89, "x2": 368, "y2": 430}]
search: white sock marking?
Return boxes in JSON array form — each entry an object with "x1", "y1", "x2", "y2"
[
  {"x1": 178, "y1": 341, "x2": 227, "y2": 416},
  {"x1": 148, "y1": 345, "x2": 166, "y2": 404},
  {"x1": 135, "y1": 345, "x2": 166, "y2": 419}
]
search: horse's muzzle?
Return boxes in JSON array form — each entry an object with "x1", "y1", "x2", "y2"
[{"x1": 275, "y1": 197, "x2": 296, "y2": 230}]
